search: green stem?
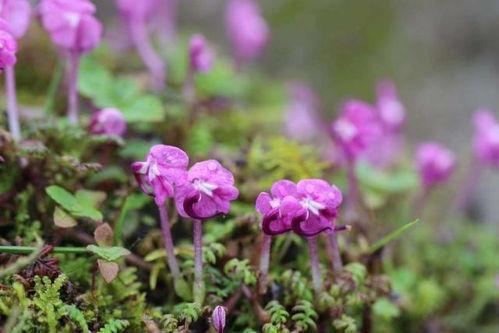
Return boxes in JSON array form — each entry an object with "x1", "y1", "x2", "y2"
[
  {"x1": 0, "y1": 246, "x2": 88, "y2": 255},
  {"x1": 43, "y1": 63, "x2": 64, "y2": 116}
]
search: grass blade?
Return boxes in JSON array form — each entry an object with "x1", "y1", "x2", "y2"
[{"x1": 370, "y1": 219, "x2": 419, "y2": 254}]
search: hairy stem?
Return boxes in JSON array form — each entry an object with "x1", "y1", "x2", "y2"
[
  {"x1": 5, "y1": 66, "x2": 21, "y2": 142},
  {"x1": 158, "y1": 204, "x2": 181, "y2": 280},
  {"x1": 326, "y1": 231, "x2": 343, "y2": 273},
  {"x1": 308, "y1": 236, "x2": 323, "y2": 295},
  {"x1": 129, "y1": 19, "x2": 166, "y2": 91},
  {"x1": 67, "y1": 52, "x2": 80, "y2": 125},
  {"x1": 193, "y1": 219, "x2": 205, "y2": 304},
  {"x1": 258, "y1": 234, "x2": 272, "y2": 294}
]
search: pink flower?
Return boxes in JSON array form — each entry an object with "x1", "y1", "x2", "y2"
[
  {"x1": 89, "y1": 108, "x2": 127, "y2": 137},
  {"x1": 331, "y1": 100, "x2": 381, "y2": 160},
  {"x1": 0, "y1": 0, "x2": 31, "y2": 38},
  {"x1": 39, "y1": 0, "x2": 102, "y2": 54},
  {"x1": 473, "y1": 108, "x2": 499, "y2": 167},
  {"x1": 376, "y1": 80, "x2": 406, "y2": 131},
  {"x1": 211, "y1": 306, "x2": 226, "y2": 333},
  {"x1": 292, "y1": 179, "x2": 343, "y2": 237},
  {"x1": 415, "y1": 142, "x2": 456, "y2": 187},
  {"x1": 284, "y1": 83, "x2": 324, "y2": 142},
  {"x1": 256, "y1": 180, "x2": 302, "y2": 235},
  {"x1": 0, "y1": 19, "x2": 17, "y2": 71},
  {"x1": 131, "y1": 145, "x2": 189, "y2": 206},
  {"x1": 364, "y1": 80, "x2": 406, "y2": 168},
  {"x1": 225, "y1": 0, "x2": 270, "y2": 64},
  {"x1": 175, "y1": 160, "x2": 239, "y2": 219},
  {"x1": 189, "y1": 34, "x2": 213, "y2": 73},
  {"x1": 116, "y1": 0, "x2": 159, "y2": 22}
]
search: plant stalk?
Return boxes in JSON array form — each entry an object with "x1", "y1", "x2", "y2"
[
  {"x1": 451, "y1": 156, "x2": 481, "y2": 216},
  {"x1": 308, "y1": 236, "x2": 323, "y2": 295},
  {"x1": 326, "y1": 231, "x2": 343, "y2": 273},
  {"x1": 5, "y1": 66, "x2": 21, "y2": 142},
  {"x1": 158, "y1": 204, "x2": 182, "y2": 280},
  {"x1": 258, "y1": 234, "x2": 272, "y2": 294},
  {"x1": 0, "y1": 246, "x2": 87, "y2": 254},
  {"x1": 129, "y1": 19, "x2": 166, "y2": 91},
  {"x1": 67, "y1": 52, "x2": 80, "y2": 125},
  {"x1": 193, "y1": 218, "x2": 205, "y2": 304}
]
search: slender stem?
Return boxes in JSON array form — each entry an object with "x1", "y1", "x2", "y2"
[
  {"x1": 128, "y1": 19, "x2": 166, "y2": 91},
  {"x1": 67, "y1": 52, "x2": 80, "y2": 125},
  {"x1": 182, "y1": 66, "x2": 195, "y2": 105},
  {"x1": 412, "y1": 186, "x2": 430, "y2": 218},
  {"x1": 258, "y1": 234, "x2": 272, "y2": 294},
  {"x1": 5, "y1": 66, "x2": 21, "y2": 142},
  {"x1": 326, "y1": 232, "x2": 343, "y2": 273},
  {"x1": 346, "y1": 157, "x2": 361, "y2": 210},
  {"x1": 158, "y1": 204, "x2": 182, "y2": 279},
  {"x1": 307, "y1": 236, "x2": 323, "y2": 295},
  {"x1": 193, "y1": 219, "x2": 205, "y2": 304},
  {"x1": 451, "y1": 156, "x2": 481, "y2": 215},
  {"x1": 44, "y1": 63, "x2": 64, "y2": 116},
  {"x1": 0, "y1": 246, "x2": 88, "y2": 254}
]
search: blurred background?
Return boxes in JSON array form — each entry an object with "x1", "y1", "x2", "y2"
[{"x1": 174, "y1": 0, "x2": 499, "y2": 224}]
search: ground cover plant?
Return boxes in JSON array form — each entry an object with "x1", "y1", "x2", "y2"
[{"x1": 0, "y1": 0, "x2": 498, "y2": 332}]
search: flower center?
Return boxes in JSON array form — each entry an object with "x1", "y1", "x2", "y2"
[
  {"x1": 270, "y1": 198, "x2": 280, "y2": 208},
  {"x1": 488, "y1": 125, "x2": 499, "y2": 144},
  {"x1": 301, "y1": 196, "x2": 325, "y2": 215},
  {"x1": 334, "y1": 119, "x2": 357, "y2": 141},
  {"x1": 65, "y1": 13, "x2": 81, "y2": 28},
  {"x1": 193, "y1": 179, "x2": 217, "y2": 197}
]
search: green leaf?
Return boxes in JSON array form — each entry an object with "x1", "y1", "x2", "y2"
[
  {"x1": 53, "y1": 207, "x2": 77, "y2": 228},
  {"x1": 46, "y1": 186, "x2": 103, "y2": 221},
  {"x1": 86, "y1": 245, "x2": 130, "y2": 261},
  {"x1": 173, "y1": 278, "x2": 193, "y2": 301},
  {"x1": 121, "y1": 95, "x2": 165, "y2": 122},
  {"x1": 372, "y1": 297, "x2": 400, "y2": 320},
  {"x1": 370, "y1": 219, "x2": 419, "y2": 254}
]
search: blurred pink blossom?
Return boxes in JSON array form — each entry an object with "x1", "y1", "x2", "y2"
[
  {"x1": 189, "y1": 34, "x2": 213, "y2": 73},
  {"x1": 89, "y1": 108, "x2": 127, "y2": 137},
  {"x1": 39, "y1": 0, "x2": 102, "y2": 54},
  {"x1": 0, "y1": 19, "x2": 17, "y2": 70},
  {"x1": 0, "y1": 0, "x2": 31, "y2": 38},
  {"x1": 225, "y1": 0, "x2": 270, "y2": 64},
  {"x1": 415, "y1": 142, "x2": 456, "y2": 187},
  {"x1": 473, "y1": 108, "x2": 499, "y2": 167}
]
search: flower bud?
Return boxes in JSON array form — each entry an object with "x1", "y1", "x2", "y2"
[
  {"x1": 89, "y1": 108, "x2": 127, "y2": 137},
  {"x1": 189, "y1": 34, "x2": 213, "y2": 73},
  {"x1": 212, "y1": 306, "x2": 226, "y2": 333},
  {"x1": 415, "y1": 142, "x2": 456, "y2": 188}
]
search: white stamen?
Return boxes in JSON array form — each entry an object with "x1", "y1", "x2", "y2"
[
  {"x1": 334, "y1": 119, "x2": 357, "y2": 141},
  {"x1": 65, "y1": 13, "x2": 81, "y2": 28},
  {"x1": 270, "y1": 198, "x2": 280, "y2": 208},
  {"x1": 194, "y1": 180, "x2": 217, "y2": 197},
  {"x1": 301, "y1": 196, "x2": 325, "y2": 216}
]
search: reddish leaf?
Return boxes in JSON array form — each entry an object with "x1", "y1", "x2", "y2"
[{"x1": 97, "y1": 259, "x2": 119, "y2": 283}]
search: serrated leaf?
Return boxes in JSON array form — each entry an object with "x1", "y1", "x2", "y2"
[
  {"x1": 53, "y1": 207, "x2": 77, "y2": 228},
  {"x1": 86, "y1": 245, "x2": 130, "y2": 261},
  {"x1": 97, "y1": 259, "x2": 119, "y2": 283}
]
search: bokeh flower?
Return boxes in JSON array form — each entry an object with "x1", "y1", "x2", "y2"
[
  {"x1": 131, "y1": 145, "x2": 189, "y2": 206},
  {"x1": 473, "y1": 108, "x2": 499, "y2": 167},
  {"x1": 331, "y1": 100, "x2": 381, "y2": 160},
  {"x1": 189, "y1": 34, "x2": 213, "y2": 73},
  {"x1": 225, "y1": 0, "x2": 269, "y2": 64},
  {"x1": 39, "y1": 0, "x2": 102, "y2": 54},
  {"x1": 175, "y1": 160, "x2": 239, "y2": 219},
  {"x1": 89, "y1": 108, "x2": 127, "y2": 137},
  {"x1": 0, "y1": 19, "x2": 17, "y2": 70},
  {"x1": 0, "y1": 0, "x2": 31, "y2": 38},
  {"x1": 415, "y1": 142, "x2": 456, "y2": 188}
]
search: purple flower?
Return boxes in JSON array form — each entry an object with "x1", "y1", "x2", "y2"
[
  {"x1": 292, "y1": 179, "x2": 343, "y2": 237},
  {"x1": 0, "y1": 19, "x2": 17, "y2": 71},
  {"x1": 89, "y1": 108, "x2": 127, "y2": 137},
  {"x1": 116, "y1": 0, "x2": 159, "y2": 22},
  {"x1": 39, "y1": 0, "x2": 102, "y2": 54},
  {"x1": 212, "y1": 306, "x2": 226, "y2": 333},
  {"x1": 225, "y1": 0, "x2": 270, "y2": 64},
  {"x1": 473, "y1": 108, "x2": 499, "y2": 167},
  {"x1": 0, "y1": 0, "x2": 31, "y2": 39},
  {"x1": 256, "y1": 180, "x2": 302, "y2": 236},
  {"x1": 284, "y1": 83, "x2": 324, "y2": 142},
  {"x1": 175, "y1": 160, "x2": 239, "y2": 220},
  {"x1": 376, "y1": 80, "x2": 406, "y2": 131},
  {"x1": 364, "y1": 80, "x2": 406, "y2": 168},
  {"x1": 415, "y1": 142, "x2": 456, "y2": 187},
  {"x1": 189, "y1": 34, "x2": 213, "y2": 73},
  {"x1": 131, "y1": 145, "x2": 189, "y2": 206},
  {"x1": 331, "y1": 100, "x2": 381, "y2": 160}
]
